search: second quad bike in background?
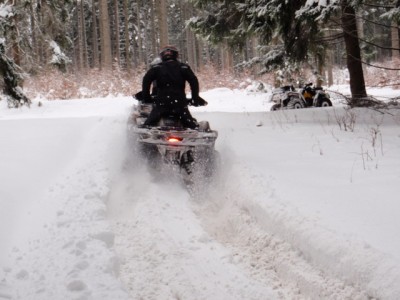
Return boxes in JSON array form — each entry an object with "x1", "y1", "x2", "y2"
[{"x1": 270, "y1": 83, "x2": 332, "y2": 111}]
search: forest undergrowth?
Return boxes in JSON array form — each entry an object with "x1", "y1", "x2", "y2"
[{"x1": 22, "y1": 62, "x2": 400, "y2": 101}]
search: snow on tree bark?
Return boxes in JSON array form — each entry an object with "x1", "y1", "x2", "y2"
[{"x1": 0, "y1": 41, "x2": 30, "y2": 108}]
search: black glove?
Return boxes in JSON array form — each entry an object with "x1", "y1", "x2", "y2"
[
  {"x1": 134, "y1": 91, "x2": 144, "y2": 101},
  {"x1": 191, "y1": 96, "x2": 208, "y2": 107},
  {"x1": 134, "y1": 91, "x2": 153, "y2": 103}
]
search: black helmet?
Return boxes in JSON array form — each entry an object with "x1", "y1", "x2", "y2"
[{"x1": 160, "y1": 46, "x2": 178, "y2": 61}]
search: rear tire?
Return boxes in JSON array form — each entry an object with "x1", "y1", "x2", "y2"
[
  {"x1": 186, "y1": 149, "x2": 220, "y2": 196},
  {"x1": 287, "y1": 97, "x2": 305, "y2": 109},
  {"x1": 316, "y1": 97, "x2": 332, "y2": 107},
  {"x1": 270, "y1": 103, "x2": 281, "y2": 111},
  {"x1": 204, "y1": 150, "x2": 220, "y2": 178},
  {"x1": 141, "y1": 144, "x2": 161, "y2": 170},
  {"x1": 180, "y1": 150, "x2": 195, "y2": 175}
]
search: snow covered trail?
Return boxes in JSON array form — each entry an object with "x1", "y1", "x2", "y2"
[
  {"x1": 107, "y1": 126, "x2": 367, "y2": 299},
  {"x1": 107, "y1": 166, "x2": 280, "y2": 299},
  {"x1": 107, "y1": 107, "x2": 400, "y2": 300},
  {"x1": 201, "y1": 110, "x2": 400, "y2": 299},
  {"x1": 195, "y1": 159, "x2": 369, "y2": 299},
  {"x1": 1, "y1": 100, "x2": 134, "y2": 300},
  {"x1": 108, "y1": 171, "x2": 367, "y2": 299},
  {"x1": 2, "y1": 93, "x2": 400, "y2": 299}
]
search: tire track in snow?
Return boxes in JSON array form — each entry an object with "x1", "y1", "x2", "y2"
[
  {"x1": 107, "y1": 165, "x2": 280, "y2": 300},
  {"x1": 2, "y1": 117, "x2": 131, "y2": 300},
  {"x1": 194, "y1": 159, "x2": 371, "y2": 300},
  {"x1": 108, "y1": 145, "x2": 370, "y2": 299},
  {"x1": 0, "y1": 281, "x2": 12, "y2": 300}
]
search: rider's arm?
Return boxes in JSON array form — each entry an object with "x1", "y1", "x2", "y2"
[
  {"x1": 181, "y1": 63, "x2": 208, "y2": 106},
  {"x1": 142, "y1": 68, "x2": 157, "y2": 102},
  {"x1": 181, "y1": 64, "x2": 199, "y2": 99}
]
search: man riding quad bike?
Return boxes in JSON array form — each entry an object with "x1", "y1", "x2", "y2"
[
  {"x1": 141, "y1": 45, "x2": 207, "y2": 128},
  {"x1": 128, "y1": 46, "x2": 219, "y2": 186}
]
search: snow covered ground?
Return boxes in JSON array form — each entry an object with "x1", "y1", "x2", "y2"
[{"x1": 0, "y1": 85, "x2": 400, "y2": 299}]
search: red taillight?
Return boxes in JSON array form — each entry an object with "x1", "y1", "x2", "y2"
[{"x1": 167, "y1": 137, "x2": 183, "y2": 143}]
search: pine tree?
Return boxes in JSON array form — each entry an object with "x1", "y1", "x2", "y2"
[
  {"x1": 0, "y1": 3, "x2": 30, "y2": 108},
  {"x1": 189, "y1": 0, "x2": 378, "y2": 105}
]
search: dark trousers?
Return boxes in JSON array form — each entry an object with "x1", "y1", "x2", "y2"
[{"x1": 144, "y1": 104, "x2": 199, "y2": 129}]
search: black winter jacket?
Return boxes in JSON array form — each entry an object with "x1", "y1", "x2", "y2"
[{"x1": 142, "y1": 60, "x2": 199, "y2": 107}]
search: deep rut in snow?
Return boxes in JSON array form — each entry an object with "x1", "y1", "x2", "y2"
[
  {"x1": 107, "y1": 157, "x2": 370, "y2": 299},
  {"x1": 194, "y1": 190, "x2": 368, "y2": 299}
]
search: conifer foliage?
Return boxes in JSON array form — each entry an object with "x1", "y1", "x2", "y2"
[
  {"x1": 189, "y1": 0, "x2": 400, "y2": 106},
  {"x1": 1, "y1": 1, "x2": 400, "y2": 105},
  {"x1": 0, "y1": 3, "x2": 30, "y2": 107}
]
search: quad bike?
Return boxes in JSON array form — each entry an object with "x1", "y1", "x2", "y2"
[
  {"x1": 270, "y1": 83, "x2": 332, "y2": 111},
  {"x1": 127, "y1": 95, "x2": 219, "y2": 186}
]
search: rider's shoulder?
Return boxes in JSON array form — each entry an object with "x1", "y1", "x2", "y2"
[
  {"x1": 179, "y1": 62, "x2": 192, "y2": 70},
  {"x1": 160, "y1": 60, "x2": 192, "y2": 70},
  {"x1": 150, "y1": 57, "x2": 162, "y2": 68},
  {"x1": 151, "y1": 62, "x2": 162, "y2": 69}
]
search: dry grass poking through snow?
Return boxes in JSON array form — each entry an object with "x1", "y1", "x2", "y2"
[
  {"x1": 22, "y1": 61, "x2": 400, "y2": 100},
  {"x1": 23, "y1": 65, "x2": 259, "y2": 100}
]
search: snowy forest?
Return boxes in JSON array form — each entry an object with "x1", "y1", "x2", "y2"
[
  {"x1": 2, "y1": 2, "x2": 400, "y2": 299},
  {"x1": 1, "y1": 0, "x2": 400, "y2": 106}
]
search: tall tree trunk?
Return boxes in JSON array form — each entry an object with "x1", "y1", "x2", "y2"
[
  {"x1": 99, "y1": 0, "x2": 112, "y2": 69},
  {"x1": 123, "y1": 0, "x2": 131, "y2": 72},
  {"x1": 392, "y1": 0, "x2": 400, "y2": 63},
  {"x1": 136, "y1": 0, "x2": 144, "y2": 66},
  {"x1": 37, "y1": 0, "x2": 47, "y2": 66},
  {"x1": 186, "y1": 28, "x2": 195, "y2": 68},
  {"x1": 315, "y1": 52, "x2": 324, "y2": 88},
  {"x1": 150, "y1": 1, "x2": 157, "y2": 59},
  {"x1": 30, "y1": 1, "x2": 38, "y2": 67},
  {"x1": 113, "y1": 0, "x2": 121, "y2": 65},
  {"x1": 327, "y1": 50, "x2": 334, "y2": 86},
  {"x1": 77, "y1": 1, "x2": 84, "y2": 71},
  {"x1": 39, "y1": 0, "x2": 53, "y2": 68},
  {"x1": 92, "y1": 0, "x2": 99, "y2": 68},
  {"x1": 197, "y1": 38, "x2": 204, "y2": 72},
  {"x1": 157, "y1": 0, "x2": 169, "y2": 47},
  {"x1": 391, "y1": 20, "x2": 400, "y2": 61},
  {"x1": 341, "y1": 0, "x2": 367, "y2": 103},
  {"x1": 221, "y1": 42, "x2": 233, "y2": 72},
  {"x1": 356, "y1": 8, "x2": 366, "y2": 74},
  {"x1": 80, "y1": 0, "x2": 88, "y2": 69},
  {"x1": 183, "y1": 1, "x2": 195, "y2": 67},
  {"x1": 11, "y1": 8, "x2": 21, "y2": 69},
  {"x1": 250, "y1": 36, "x2": 261, "y2": 77}
]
